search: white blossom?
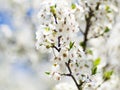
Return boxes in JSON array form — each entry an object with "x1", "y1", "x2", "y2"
[{"x1": 36, "y1": 0, "x2": 119, "y2": 90}]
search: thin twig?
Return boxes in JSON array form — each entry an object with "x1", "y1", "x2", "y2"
[
  {"x1": 52, "y1": 45, "x2": 61, "y2": 52},
  {"x1": 95, "y1": 80, "x2": 105, "y2": 90},
  {"x1": 52, "y1": 48, "x2": 56, "y2": 57},
  {"x1": 65, "y1": 60, "x2": 80, "y2": 90},
  {"x1": 88, "y1": 33, "x2": 104, "y2": 40},
  {"x1": 51, "y1": 36, "x2": 62, "y2": 52},
  {"x1": 58, "y1": 36, "x2": 62, "y2": 47},
  {"x1": 79, "y1": 26, "x2": 84, "y2": 35},
  {"x1": 53, "y1": 14, "x2": 58, "y2": 24},
  {"x1": 96, "y1": 2, "x2": 100, "y2": 10}
]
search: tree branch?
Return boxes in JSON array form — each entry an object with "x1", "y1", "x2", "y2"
[
  {"x1": 61, "y1": 60, "x2": 83, "y2": 90},
  {"x1": 58, "y1": 36, "x2": 62, "y2": 47},
  {"x1": 53, "y1": 14, "x2": 58, "y2": 24},
  {"x1": 52, "y1": 45, "x2": 61, "y2": 52},
  {"x1": 52, "y1": 36, "x2": 62, "y2": 52},
  {"x1": 65, "y1": 60, "x2": 80, "y2": 90},
  {"x1": 88, "y1": 33, "x2": 104, "y2": 40},
  {"x1": 83, "y1": 2, "x2": 100, "y2": 51},
  {"x1": 83, "y1": 6, "x2": 94, "y2": 51}
]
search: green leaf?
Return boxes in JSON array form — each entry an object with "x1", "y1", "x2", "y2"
[
  {"x1": 93, "y1": 57, "x2": 101, "y2": 67},
  {"x1": 50, "y1": 5, "x2": 56, "y2": 15},
  {"x1": 91, "y1": 57, "x2": 101, "y2": 75},
  {"x1": 71, "y1": 3, "x2": 76, "y2": 9},
  {"x1": 69, "y1": 41, "x2": 74, "y2": 50},
  {"x1": 45, "y1": 27, "x2": 50, "y2": 31},
  {"x1": 45, "y1": 72, "x2": 50, "y2": 75},
  {"x1": 79, "y1": 41, "x2": 85, "y2": 48},
  {"x1": 92, "y1": 66, "x2": 97, "y2": 75},
  {"x1": 105, "y1": 5, "x2": 111, "y2": 13},
  {"x1": 103, "y1": 71, "x2": 113, "y2": 81},
  {"x1": 86, "y1": 49, "x2": 93, "y2": 55},
  {"x1": 104, "y1": 27, "x2": 110, "y2": 33}
]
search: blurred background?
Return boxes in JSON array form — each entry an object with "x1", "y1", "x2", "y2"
[
  {"x1": 0, "y1": 0, "x2": 58, "y2": 90},
  {"x1": 0, "y1": 0, "x2": 120, "y2": 90}
]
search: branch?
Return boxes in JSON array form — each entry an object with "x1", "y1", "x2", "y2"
[
  {"x1": 53, "y1": 14, "x2": 58, "y2": 24},
  {"x1": 51, "y1": 36, "x2": 62, "y2": 52},
  {"x1": 52, "y1": 45, "x2": 61, "y2": 52},
  {"x1": 95, "y1": 80, "x2": 105, "y2": 90},
  {"x1": 83, "y1": 6, "x2": 94, "y2": 51},
  {"x1": 95, "y1": 2, "x2": 100, "y2": 10},
  {"x1": 65, "y1": 60, "x2": 80, "y2": 90},
  {"x1": 82, "y1": 2, "x2": 100, "y2": 51},
  {"x1": 58, "y1": 36, "x2": 62, "y2": 47},
  {"x1": 63, "y1": 60, "x2": 84, "y2": 90},
  {"x1": 88, "y1": 33, "x2": 104, "y2": 40},
  {"x1": 78, "y1": 26, "x2": 84, "y2": 35}
]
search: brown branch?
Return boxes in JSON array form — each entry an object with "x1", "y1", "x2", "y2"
[
  {"x1": 95, "y1": 2, "x2": 100, "y2": 10},
  {"x1": 83, "y1": 6, "x2": 94, "y2": 51},
  {"x1": 52, "y1": 45, "x2": 61, "y2": 52},
  {"x1": 65, "y1": 60, "x2": 80, "y2": 90},
  {"x1": 53, "y1": 14, "x2": 58, "y2": 24},
  {"x1": 62, "y1": 60, "x2": 84, "y2": 90},
  {"x1": 51, "y1": 36, "x2": 62, "y2": 52},
  {"x1": 83, "y1": 2, "x2": 100, "y2": 51}
]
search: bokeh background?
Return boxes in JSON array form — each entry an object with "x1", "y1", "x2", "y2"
[
  {"x1": 0, "y1": 0, "x2": 120, "y2": 90},
  {"x1": 0, "y1": 0, "x2": 57, "y2": 90}
]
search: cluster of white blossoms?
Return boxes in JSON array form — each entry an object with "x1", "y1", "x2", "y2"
[
  {"x1": 75, "y1": 0, "x2": 117, "y2": 39},
  {"x1": 36, "y1": 0, "x2": 118, "y2": 89}
]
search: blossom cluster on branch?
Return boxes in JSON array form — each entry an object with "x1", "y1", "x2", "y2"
[{"x1": 36, "y1": 0, "x2": 118, "y2": 90}]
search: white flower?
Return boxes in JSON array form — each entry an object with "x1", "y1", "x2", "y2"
[
  {"x1": 53, "y1": 82, "x2": 77, "y2": 90},
  {"x1": 36, "y1": 0, "x2": 119, "y2": 89}
]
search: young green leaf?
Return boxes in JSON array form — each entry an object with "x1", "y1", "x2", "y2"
[
  {"x1": 103, "y1": 71, "x2": 113, "y2": 81},
  {"x1": 91, "y1": 57, "x2": 101, "y2": 75},
  {"x1": 92, "y1": 66, "x2": 97, "y2": 75},
  {"x1": 104, "y1": 27, "x2": 110, "y2": 33},
  {"x1": 79, "y1": 41, "x2": 85, "y2": 48},
  {"x1": 71, "y1": 3, "x2": 76, "y2": 9},
  {"x1": 69, "y1": 41, "x2": 74, "y2": 50},
  {"x1": 86, "y1": 49, "x2": 93, "y2": 55},
  {"x1": 93, "y1": 57, "x2": 101, "y2": 67},
  {"x1": 45, "y1": 71, "x2": 50, "y2": 75},
  {"x1": 105, "y1": 5, "x2": 111, "y2": 13},
  {"x1": 45, "y1": 27, "x2": 50, "y2": 31},
  {"x1": 50, "y1": 5, "x2": 56, "y2": 15}
]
